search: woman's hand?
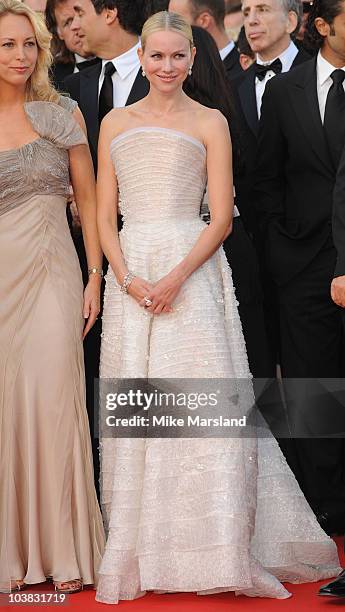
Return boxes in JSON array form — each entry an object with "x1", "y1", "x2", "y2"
[
  {"x1": 127, "y1": 276, "x2": 155, "y2": 306},
  {"x1": 139, "y1": 271, "x2": 183, "y2": 315},
  {"x1": 69, "y1": 199, "x2": 81, "y2": 229},
  {"x1": 83, "y1": 275, "x2": 101, "y2": 339}
]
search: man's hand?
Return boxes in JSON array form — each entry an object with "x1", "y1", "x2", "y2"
[{"x1": 331, "y1": 275, "x2": 345, "y2": 307}]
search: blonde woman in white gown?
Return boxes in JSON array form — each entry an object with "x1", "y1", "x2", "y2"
[{"x1": 95, "y1": 10, "x2": 341, "y2": 605}]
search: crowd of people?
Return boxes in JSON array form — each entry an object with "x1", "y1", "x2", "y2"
[{"x1": 2, "y1": 0, "x2": 345, "y2": 603}]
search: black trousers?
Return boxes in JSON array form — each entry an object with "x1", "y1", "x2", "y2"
[
  {"x1": 83, "y1": 319, "x2": 101, "y2": 497},
  {"x1": 223, "y1": 217, "x2": 275, "y2": 379},
  {"x1": 277, "y1": 241, "x2": 345, "y2": 522}
]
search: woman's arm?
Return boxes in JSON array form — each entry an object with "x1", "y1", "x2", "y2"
[
  {"x1": 144, "y1": 110, "x2": 233, "y2": 314},
  {"x1": 96, "y1": 113, "x2": 154, "y2": 304},
  {"x1": 69, "y1": 108, "x2": 102, "y2": 338},
  {"x1": 178, "y1": 109, "x2": 233, "y2": 275}
]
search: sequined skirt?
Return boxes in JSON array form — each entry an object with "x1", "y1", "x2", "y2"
[{"x1": 96, "y1": 218, "x2": 341, "y2": 604}]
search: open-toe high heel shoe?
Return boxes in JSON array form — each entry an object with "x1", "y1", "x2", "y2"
[
  {"x1": 53, "y1": 579, "x2": 83, "y2": 594},
  {"x1": 0, "y1": 580, "x2": 27, "y2": 594}
]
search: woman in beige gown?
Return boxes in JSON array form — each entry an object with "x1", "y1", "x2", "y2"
[{"x1": 0, "y1": 0, "x2": 105, "y2": 594}]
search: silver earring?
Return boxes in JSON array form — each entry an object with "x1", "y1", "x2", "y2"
[
  {"x1": 142, "y1": 68, "x2": 146, "y2": 77},
  {"x1": 188, "y1": 66, "x2": 192, "y2": 76}
]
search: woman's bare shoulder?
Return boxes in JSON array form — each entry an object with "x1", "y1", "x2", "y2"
[
  {"x1": 186, "y1": 98, "x2": 226, "y2": 123},
  {"x1": 197, "y1": 106, "x2": 228, "y2": 130},
  {"x1": 185, "y1": 103, "x2": 229, "y2": 147},
  {"x1": 99, "y1": 107, "x2": 136, "y2": 142},
  {"x1": 198, "y1": 107, "x2": 230, "y2": 148}
]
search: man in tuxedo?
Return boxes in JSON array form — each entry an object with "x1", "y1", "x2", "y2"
[
  {"x1": 229, "y1": 0, "x2": 310, "y2": 385},
  {"x1": 232, "y1": 0, "x2": 309, "y2": 232},
  {"x1": 168, "y1": 0, "x2": 243, "y2": 77},
  {"x1": 65, "y1": 0, "x2": 149, "y2": 167},
  {"x1": 45, "y1": 0, "x2": 100, "y2": 91},
  {"x1": 254, "y1": 0, "x2": 345, "y2": 536},
  {"x1": 322, "y1": 89, "x2": 345, "y2": 600}
]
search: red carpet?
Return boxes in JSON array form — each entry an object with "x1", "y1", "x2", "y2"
[{"x1": 1, "y1": 538, "x2": 344, "y2": 611}]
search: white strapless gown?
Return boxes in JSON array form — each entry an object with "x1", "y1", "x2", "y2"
[{"x1": 96, "y1": 127, "x2": 341, "y2": 604}]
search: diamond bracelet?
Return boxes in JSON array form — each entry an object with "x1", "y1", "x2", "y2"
[{"x1": 120, "y1": 272, "x2": 134, "y2": 294}]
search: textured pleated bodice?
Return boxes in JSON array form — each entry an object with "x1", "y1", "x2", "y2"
[
  {"x1": 111, "y1": 127, "x2": 206, "y2": 225},
  {"x1": 103, "y1": 127, "x2": 250, "y2": 380}
]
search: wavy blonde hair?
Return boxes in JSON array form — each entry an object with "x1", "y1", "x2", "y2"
[
  {"x1": 141, "y1": 10, "x2": 194, "y2": 52},
  {"x1": 0, "y1": 0, "x2": 59, "y2": 101}
]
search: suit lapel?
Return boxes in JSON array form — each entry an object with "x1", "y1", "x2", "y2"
[
  {"x1": 126, "y1": 68, "x2": 150, "y2": 106},
  {"x1": 290, "y1": 58, "x2": 333, "y2": 174},
  {"x1": 55, "y1": 62, "x2": 74, "y2": 80},
  {"x1": 77, "y1": 57, "x2": 101, "y2": 71},
  {"x1": 79, "y1": 62, "x2": 102, "y2": 159},
  {"x1": 223, "y1": 47, "x2": 242, "y2": 78},
  {"x1": 224, "y1": 47, "x2": 239, "y2": 71},
  {"x1": 79, "y1": 65, "x2": 149, "y2": 161},
  {"x1": 238, "y1": 68, "x2": 259, "y2": 137},
  {"x1": 292, "y1": 48, "x2": 311, "y2": 68},
  {"x1": 237, "y1": 49, "x2": 310, "y2": 139}
]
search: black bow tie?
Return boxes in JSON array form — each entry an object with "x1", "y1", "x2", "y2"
[
  {"x1": 76, "y1": 57, "x2": 99, "y2": 71},
  {"x1": 254, "y1": 58, "x2": 282, "y2": 81}
]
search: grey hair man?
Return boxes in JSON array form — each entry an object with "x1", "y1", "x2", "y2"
[
  {"x1": 226, "y1": 0, "x2": 309, "y2": 456},
  {"x1": 242, "y1": 0, "x2": 304, "y2": 120},
  {"x1": 242, "y1": 0, "x2": 302, "y2": 65},
  {"x1": 231, "y1": 0, "x2": 308, "y2": 233}
]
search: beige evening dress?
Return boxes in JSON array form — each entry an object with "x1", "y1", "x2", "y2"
[{"x1": 0, "y1": 96, "x2": 105, "y2": 591}]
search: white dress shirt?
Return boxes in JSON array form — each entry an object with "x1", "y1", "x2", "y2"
[
  {"x1": 219, "y1": 40, "x2": 235, "y2": 61},
  {"x1": 255, "y1": 40, "x2": 298, "y2": 117},
  {"x1": 317, "y1": 50, "x2": 345, "y2": 123},
  {"x1": 98, "y1": 40, "x2": 141, "y2": 108}
]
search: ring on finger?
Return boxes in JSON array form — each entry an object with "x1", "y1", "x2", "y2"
[{"x1": 143, "y1": 296, "x2": 152, "y2": 307}]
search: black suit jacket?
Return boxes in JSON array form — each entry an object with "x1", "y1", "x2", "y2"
[
  {"x1": 254, "y1": 57, "x2": 337, "y2": 287},
  {"x1": 50, "y1": 57, "x2": 101, "y2": 92},
  {"x1": 230, "y1": 48, "x2": 310, "y2": 232},
  {"x1": 222, "y1": 46, "x2": 242, "y2": 79},
  {"x1": 50, "y1": 61, "x2": 75, "y2": 92},
  {"x1": 333, "y1": 146, "x2": 345, "y2": 277},
  {"x1": 64, "y1": 64, "x2": 149, "y2": 167}
]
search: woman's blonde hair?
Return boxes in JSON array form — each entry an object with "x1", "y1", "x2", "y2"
[
  {"x1": 0, "y1": 0, "x2": 59, "y2": 102},
  {"x1": 141, "y1": 10, "x2": 194, "y2": 52}
]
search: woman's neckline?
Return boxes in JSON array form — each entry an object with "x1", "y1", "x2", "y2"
[
  {"x1": 0, "y1": 137, "x2": 43, "y2": 155},
  {"x1": 0, "y1": 101, "x2": 44, "y2": 154},
  {"x1": 110, "y1": 126, "x2": 206, "y2": 154}
]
